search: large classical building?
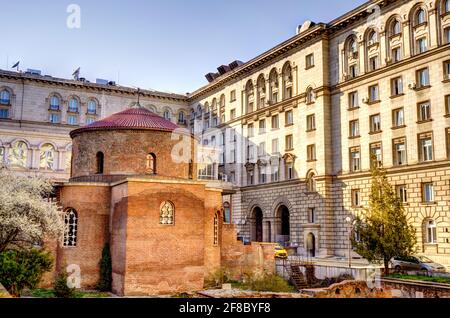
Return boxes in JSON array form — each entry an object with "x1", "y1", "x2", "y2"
[{"x1": 1, "y1": 0, "x2": 450, "y2": 267}]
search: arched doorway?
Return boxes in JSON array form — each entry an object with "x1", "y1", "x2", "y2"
[
  {"x1": 306, "y1": 233, "x2": 316, "y2": 257},
  {"x1": 251, "y1": 207, "x2": 263, "y2": 242},
  {"x1": 275, "y1": 205, "x2": 290, "y2": 246}
]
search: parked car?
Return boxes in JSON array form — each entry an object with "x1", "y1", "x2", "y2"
[
  {"x1": 274, "y1": 245, "x2": 288, "y2": 259},
  {"x1": 391, "y1": 255, "x2": 446, "y2": 273}
]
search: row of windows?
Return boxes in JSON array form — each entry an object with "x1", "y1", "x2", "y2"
[
  {"x1": 0, "y1": 88, "x2": 187, "y2": 125},
  {"x1": 348, "y1": 129, "x2": 450, "y2": 173},
  {"x1": 347, "y1": 62, "x2": 450, "y2": 109},
  {"x1": 344, "y1": 2, "x2": 450, "y2": 79},
  {"x1": 63, "y1": 201, "x2": 231, "y2": 247}
]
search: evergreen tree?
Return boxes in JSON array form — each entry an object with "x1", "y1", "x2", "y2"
[
  {"x1": 96, "y1": 243, "x2": 112, "y2": 292},
  {"x1": 352, "y1": 157, "x2": 417, "y2": 275}
]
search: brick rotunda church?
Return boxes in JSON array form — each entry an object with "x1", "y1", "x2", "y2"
[{"x1": 45, "y1": 105, "x2": 274, "y2": 296}]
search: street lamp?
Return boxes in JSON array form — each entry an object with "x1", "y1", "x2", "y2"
[{"x1": 345, "y1": 216, "x2": 354, "y2": 269}]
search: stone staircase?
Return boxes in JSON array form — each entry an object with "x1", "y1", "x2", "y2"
[{"x1": 283, "y1": 260, "x2": 309, "y2": 291}]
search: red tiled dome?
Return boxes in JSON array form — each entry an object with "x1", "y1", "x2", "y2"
[{"x1": 70, "y1": 107, "x2": 179, "y2": 137}]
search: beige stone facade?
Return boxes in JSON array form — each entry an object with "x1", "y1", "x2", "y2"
[{"x1": 1, "y1": 0, "x2": 450, "y2": 267}]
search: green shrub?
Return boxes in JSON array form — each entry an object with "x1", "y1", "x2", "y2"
[
  {"x1": 0, "y1": 249, "x2": 53, "y2": 297},
  {"x1": 240, "y1": 272, "x2": 294, "y2": 293},
  {"x1": 53, "y1": 271, "x2": 76, "y2": 298},
  {"x1": 96, "y1": 244, "x2": 112, "y2": 292},
  {"x1": 204, "y1": 267, "x2": 233, "y2": 288}
]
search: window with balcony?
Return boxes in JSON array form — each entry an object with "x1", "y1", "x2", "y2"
[
  {"x1": 350, "y1": 147, "x2": 361, "y2": 172},
  {"x1": 417, "y1": 101, "x2": 431, "y2": 122},
  {"x1": 393, "y1": 138, "x2": 407, "y2": 166},
  {"x1": 392, "y1": 108, "x2": 405, "y2": 128},
  {"x1": 349, "y1": 120, "x2": 360, "y2": 138},
  {"x1": 418, "y1": 133, "x2": 433, "y2": 162},
  {"x1": 370, "y1": 114, "x2": 381, "y2": 133},
  {"x1": 391, "y1": 77, "x2": 403, "y2": 96}
]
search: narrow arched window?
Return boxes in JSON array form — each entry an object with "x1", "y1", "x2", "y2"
[
  {"x1": 63, "y1": 208, "x2": 78, "y2": 247},
  {"x1": 392, "y1": 20, "x2": 401, "y2": 35},
  {"x1": 306, "y1": 87, "x2": 315, "y2": 104},
  {"x1": 426, "y1": 219, "x2": 437, "y2": 244},
  {"x1": 416, "y1": 9, "x2": 426, "y2": 25},
  {"x1": 69, "y1": 98, "x2": 79, "y2": 113},
  {"x1": 0, "y1": 90, "x2": 10, "y2": 105},
  {"x1": 50, "y1": 96, "x2": 60, "y2": 110},
  {"x1": 96, "y1": 152, "x2": 104, "y2": 174},
  {"x1": 306, "y1": 172, "x2": 317, "y2": 192},
  {"x1": 163, "y1": 110, "x2": 171, "y2": 121},
  {"x1": 87, "y1": 100, "x2": 97, "y2": 114},
  {"x1": 146, "y1": 153, "x2": 156, "y2": 174},
  {"x1": 160, "y1": 201, "x2": 174, "y2": 225},
  {"x1": 349, "y1": 38, "x2": 357, "y2": 53},
  {"x1": 368, "y1": 30, "x2": 378, "y2": 43},
  {"x1": 178, "y1": 111, "x2": 185, "y2": 124}
]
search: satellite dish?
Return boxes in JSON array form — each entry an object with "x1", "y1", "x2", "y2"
[{"x1": 297, "y1": 20, "x2": 315, "y2": 34}]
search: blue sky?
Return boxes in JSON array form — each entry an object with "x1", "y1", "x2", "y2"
[{"x1": 0, "y1": 0, "x2": 366, "y2": 94}]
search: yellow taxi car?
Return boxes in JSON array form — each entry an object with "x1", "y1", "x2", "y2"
[{"x1": 274, "y1": 245, "x2": 288, "y2": 259}]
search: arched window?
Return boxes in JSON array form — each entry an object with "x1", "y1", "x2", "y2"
[
  {"x1": 63, "y1": 208, "x2": 78, "y2": 247},
  {"x1": 368, "y1": 30, "x2": 378, "y2": 44},
  {"x1": 257, "y1": 74, "x2": 266, "y2": 109},
  {"x1": 87, "y1": 100, "x2": 97, "y2": 114},
  {"x1": 163, "y1": 110, "x2": 171, "y2": 121},
  {"x1": 49, "y1": 95, "x2": 60, "y2": 110},
  {"x1": 425, "y1": 219, "x2": 437, "y2": 244},
  {"x1": 392, "y1": 20, "x2": 401, "y2": 35},
  {"x1": 178, "y1": 111, "x2": 185, "y2": 124},
  {"x1": 213, "y1": 212, "x2": 220, "y2": 246},
  {"x1": 416, "y1": 8, "x2": 426, "y2": 25},
  {"x1": 245, "y1": 80, "x2": 254, "y2": 113},
  {"x1": 306, "y1": 87, "x2": 315, "y2": 104},
  {"x1": 306, "y1": 172, "x2": 316, "y2": 192},
  {"x1": 146, "y1": 153, "x2": 156, "y2": 174},
  {"x1": 160, "y1": 201, "x2": 174, "y2": 225},
  {"x1": 10, "y1": 141, "x2": 28, "y2": 167},
  {"x1": 349, "y1": 38, "x2": 358, "y2": 53},
  {"x1": 282, "y1": 62, "x2": 293, "y2": 100},
  {"x1": 0, "y1": 89, "x2": 11, "y2": 105},
  {"x1": 68, "y1": 97, "x2": 79, "y2": 113},
  {"x1": 269, "y1": 69, "x2": 279, "y2": 104},
  {"x1": 96, "y1": 152, "x2": 104, "y2": 174},
  {"x1": 40, "y1": 144, "x2": 56, "y2": 170}
]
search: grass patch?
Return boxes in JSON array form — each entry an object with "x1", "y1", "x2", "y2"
[
  {"x1": 235, "y1": 273, "x2": 295, "y2": 293},
  {"x1": 388, "y1": 274, "x2": 450, "y2": 284},
  {"x1": 27, "y1": 288, "x2": 110, "y2": 298}
]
